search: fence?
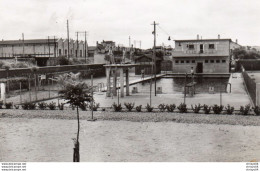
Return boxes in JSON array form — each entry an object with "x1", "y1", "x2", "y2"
[{"x1": 241, "y1": 65, "x2": 256, "y2": 106}]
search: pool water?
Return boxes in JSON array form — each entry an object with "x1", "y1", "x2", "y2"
[{"x1": 130, "y1": 77, "x2": 229, "y2": 94}]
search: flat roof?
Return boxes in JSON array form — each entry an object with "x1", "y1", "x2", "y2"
[{"x1": 175, "y1": 39, "x2": 232, "y2": 42}]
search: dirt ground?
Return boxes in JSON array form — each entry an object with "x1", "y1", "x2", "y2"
[{"x1": 0, "y1": 118, "x2": 259, "y2": 162}]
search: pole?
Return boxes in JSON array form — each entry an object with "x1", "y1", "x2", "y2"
[
  {"x1": 67, "y1": 20, "x2": 70, "y2": 59},
  {"x1": 152, "y1": 21, "x2": 157, "y2": 96},
  {"x1": 22, "y1": 33, "x2": 25, "y2": 57},
  {"x1": 91, "y1": 75, "x2": 94, "y2": 120},
  {"x1": 220, "y1": 87, "x2": 222, "y2": 106},
  {"x1": 150, "y1": 76, "x2": 152, "y2": 106},
  {"x1": 48, "y1": 36, "x2": 50, "y2": 58},
  {"x1": 76, "y1": 32, "x2": 79, "y2": 58},
  {"x1": 117, "y1": 81, "x2": 119, "y2": 105},
  {"x1": 34, "y1": 74, "x2": 37, "y2": 101},
  {"x1": 54, "y1": 36, "x2": 56, "y2": 58},
  {"x1": 29, "y1": 75, "x2": 31, "y2": 102},
  {"x1": 184, "y1": 74, "x2": 187, "y2": 104},
  {"x1": 48, "y1": 78, "x2": 50, "y2": 98},
  {"x1": 85, "y1": 31, "x2": 87, "y2": 63},
  {"x1": 129, "y1": 36, "x2": 131, "y2": 48},
  {"x1": 20, "y1": 82, "x2": 22, "y2": 104}
]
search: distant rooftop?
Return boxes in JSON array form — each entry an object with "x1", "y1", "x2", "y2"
[
  {"x1": 175, "y1": 39, "x2": 232, "y2": 42},
  {"x1": 0, "y1": 39, "x2": 57, "y2": 45}
]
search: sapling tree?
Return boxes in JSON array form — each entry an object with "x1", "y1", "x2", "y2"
[{"x1": 58, "y1": 73, "x2": 92, "y2": 162}]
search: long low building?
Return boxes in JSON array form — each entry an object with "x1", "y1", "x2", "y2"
[{"x1": 172, "y1": 36, "x2": 241, "y2": 74}]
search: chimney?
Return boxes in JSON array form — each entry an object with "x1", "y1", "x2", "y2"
[
  {"x1": 197, "y1": 34, "x2": 199, "y2": 40},
  {"x1": 236, "y1": 39, "x2": 238, "y2": 43},
  {"x1": 218, "y1": 34, "x2": 220, "y2": 39}
]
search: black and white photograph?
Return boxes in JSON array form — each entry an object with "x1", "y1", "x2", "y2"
[{"x1": 0, "y1": 0, "x2": 259, "y2": 170}]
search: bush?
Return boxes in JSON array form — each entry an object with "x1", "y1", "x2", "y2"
[
  {"x1": 58, "y1": 103, "x2": 65, "y2": 110},
  {"x1": 145, "y1": 104, "x2": 154, "y2": 112},
  {"x1": 166, "y1": 104, "x2": 176, "y2": 112},
  {"x1": 124, "y1": 102, "x2": 135, "y2": 112},
  {"x1": 158, "y1": 104, "x2": 166, "y2": 112},
  {"x1": 38, "y1": 102, "x2": 47, "y2": 110},
  {"x1": 253, "y1": 106, "x2": 260, "y2": 116},
  {"x1": 203, "y1": 105, "x2": 211, "y2": 114},
  {"x1": 89, "y1": 102, "x2": 100, "y2": 111},
  {"x1": 79, "y1": 102, "x2": 88, "y2": 111},
  {"x1": 136, "y1": 105, "x2": 142, "y2": 112},
  {"x1": 240, "y1": 105, "x2": 250, "y2": 115},
  {"x1": 48, "y1": 102, "x2": 56, "y2": 110},
  {"x1": 5, "y1": 102, "x2": 13, "y2": 109},
  {"x1": 14, "y1": 105, "x2": 20, "y2": 109},
  {"x1": 112, "y1": 103, "x2": 122, "y2": 112},
  {"x1": 177, "y1": 103, "x2": 187, "y2": 113},
  {"x1": 225, "y1": 105, "x2": 234, "y2": 115},
  {"x1": 212, "y1": 105, "x2": 223, "y2": 114},
  {"x1": 57, "y1": 56, "x2": 70, "y2": 65},
  {"x1": 191, "y1": 104, "x2": 201, "y2": 113},
  {"x1": 0, "y1": 101, "x2": 3, "y2": 109},
  {"x1": 22, "y1": 102, "x2": 36, "y2": 110}
]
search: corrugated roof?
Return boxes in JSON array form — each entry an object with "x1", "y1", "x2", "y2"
[{"x1": 0, "y1": 39, "x2": 58, "y2": 45}]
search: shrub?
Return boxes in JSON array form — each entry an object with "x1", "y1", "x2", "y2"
[
  {"x1": 5, "y1": 102, "x2": 13, "y2": 109},
  {"x1": 166, "y1": 104, "x2": 176, "y2": 112},
  {"x1": 225, "y1": 105, "x2": 234, "y2": 115},
  {"x1": 89, "y1": 102, "x2": 100, "y2": 111},
  {"x1": 79, "y1": 102, "x2": 88, "y2": 111},
  {"x1": 212, "y1": 105, "x2": 223, "y2": 114},
  {"x1": 191, "y1": 104, "x2": 201, "y2": 113},
  {"x1": 253, "y1": 106, "x2": 260, "y2": 116},
  {"x1": 177, "y1": 103, "x2": 188, "y2": 113},
  {"x1": 48, "y1": 102, "x2": 56, "y2": 110},
  {"x1": 14, "y1": 105, "x2": 20, "y2": 109},
  {"x1": 57, "y1": 56, "x2": 70, "y2": 65},
  {"x1": 136, "y1": 105, "x2": 142, "y2": 112},
  {"x1": 145, "y1": 104, "x2": 154, "y2": 112},
  {"x1": 0, "y1": 101, "x2": 3, "y2": 109},
  {"x1": 158, "y1": 104, "x2": 166, "y2": 112},
  {"x1": 240, "y1": 105, "x2": 250, "y2": 115},
  {"x1": 124, "y1": 102, "x2": 135, "y2": 112},
  {"x1": 38, "y1": 102, "x2": 47, "y2": 110},
  {"x1": 203, "y1": 105, "x2": 211, "y2": 114},
  {"x1": 112, "y1": 103, "x2": 122, "y2": 112},
  {"x1": 58, "y1": 103, "x2": 65, "y2": 110},
  {"x1": 22, "y1": 102, "x2": 36, "y2": 110}
]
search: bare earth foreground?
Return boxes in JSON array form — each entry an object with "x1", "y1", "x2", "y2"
[{"x1": 0, "y1": 111, "x2": 260, "y2": 162}]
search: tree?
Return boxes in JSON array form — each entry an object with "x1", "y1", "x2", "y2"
[{"x1": 58, "y1": 73, "x2": 92, "y2": 162}]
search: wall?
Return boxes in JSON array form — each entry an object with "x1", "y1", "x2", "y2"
[
  {"x1": 172, "y1": 57, "x2": 229, "y2": 73},
  {"x1": 0, "y1": 64, "x2": 105, "y2": 79},
  {"x1": 241, "y1": 66, "x2": 256, "y2": 106}
]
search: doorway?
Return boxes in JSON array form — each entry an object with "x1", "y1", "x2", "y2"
[{"x1": 197, "y1": 62, "x2": 203, "y2": 73}]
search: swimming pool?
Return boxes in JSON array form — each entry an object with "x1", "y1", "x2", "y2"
[{"x1": 130, "y1": 77, "x2": 229, "y2": 94}]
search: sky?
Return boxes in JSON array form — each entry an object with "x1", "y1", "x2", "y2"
[{"x1": 0, "y1": 0, "x2": 260, "y2": 49}]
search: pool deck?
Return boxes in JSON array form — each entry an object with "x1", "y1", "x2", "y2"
[{"x1": 6, "y1": 73, "x2": 252, "y2": 109}]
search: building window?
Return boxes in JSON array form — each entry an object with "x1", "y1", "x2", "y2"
[
  {"x1": 65, "y1": 49, "x2": 67, "y2": 55},
  {"x1": 192, "y1": 60, "x2": 195, "y2": 63},
  {"x1": 178, "y1": 42, "x2": 181, "y2": 46},
  {"x1": 175, "y1": 60, "x2": 179, "y2": 64},
  {"x1": 209, "y1": 44, "x2": 215, "y2": 49},
  {"x1": 222, "y1": 60, "x2": 226, "y2": 63},
  {"x1": 80, "y1": 50, "x2": 82, "y2": 57},
  {"x1": 205, "y1": 60, "x2": 208, "y2": 63},
  {"x1": 59, "y1": 49, "x2": 61, "y2": 55},
  {"x1": 187, "y1": 44, "x2": 194, "y2": 49},
  {"x1": 216, "y1": 60, "x2": 220, "y2": 63},
  {"x1": 186, "y1": 60, "x2": 190, "y2": 63},
  {"x1": 210, "y1": 60, "x2": 214, "y2": 63},
  {"x1": 181, "y1": 60, "x2": 184, "y2": 63}
]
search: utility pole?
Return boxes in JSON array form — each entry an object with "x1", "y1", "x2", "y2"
[
  {"x1": 85, "y1": 31, "x2": 87, "y2": 63},
  {"x1": 48, "y1": 36, "x2": 50, "y2": 58},
  {"x1": 76, "y1": 32, "x2": 79, "y2": 58},
  {"x1": 22, "y1": 33, "x2": 25, "y2": 57},
  {"x1": 129, "y1": 36, "x2": 131, "y2": 48},
  {"x1": 152, "y1": 21, "x2": 158, "y2": 96},
  {"x1": 67, "y1": 20, "x2": 70, "y2": 59},
  {"x1": 54, "y1": 36, "x2": 56, "y2": 58}
]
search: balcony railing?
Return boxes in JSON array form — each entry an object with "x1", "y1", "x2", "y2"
[{"x1": 185, "y1": 49, "x2": 217, "y2": 54}]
